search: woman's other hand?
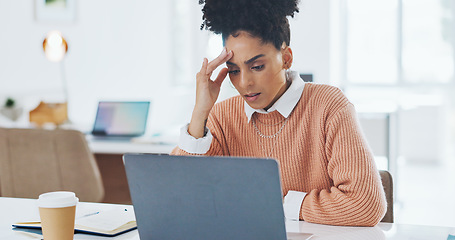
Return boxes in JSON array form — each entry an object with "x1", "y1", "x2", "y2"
[{"x1": 189, "y1": 48, "x2": 233, "y2": 138}]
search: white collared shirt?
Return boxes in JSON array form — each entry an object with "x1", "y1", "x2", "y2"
[{"x1": 178, "y1": 70, "x2": 307, "y2": 220}]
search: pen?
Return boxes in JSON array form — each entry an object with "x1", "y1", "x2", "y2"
[{"x1": 78, "y1": 211, "x2": 99, "y2": 218}]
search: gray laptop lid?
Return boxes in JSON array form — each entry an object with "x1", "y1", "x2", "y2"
[{"x1": 124, "y1": 154, "x2": 287, "y2": 240}]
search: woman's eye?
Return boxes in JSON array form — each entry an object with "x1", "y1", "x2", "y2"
[
  {"x1": 228, "y1": 70, "x2": 240, "y2": 75},
  {"x1": 252, "y1": 65, "x2": 264, "y2": 70}
]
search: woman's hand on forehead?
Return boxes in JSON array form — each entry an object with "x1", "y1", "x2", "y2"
[
  {"x1": 206, "y1": 47, "x2": 233, "y2": 76},
  {"x1": 189, "y1": 48, "x2": 234, "y2": 139},
  {"x1": 193, "y1": 47, "x2": 233, "y2": 116}
]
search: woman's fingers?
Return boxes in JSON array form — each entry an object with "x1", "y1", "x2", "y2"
[
  {"x1": 196, "y1": 58, "x2": 209, "y2": 83},
  {"x1": 197, "y1": 48, "x2": 232, "y2": 85},
  {"x1": 199, "y1": 58, "x2": 208, "y2": 75},
  {"x1": 213, "y1": 68, "x2": 229, "y2": 86},
  {"x1": 192, "y1": 50, "x2": 232, "y2": 120},
  {"x1": 206, "y1": 48, "x2": 233, "y2": 75}
]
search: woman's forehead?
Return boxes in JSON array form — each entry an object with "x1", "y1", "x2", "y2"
[{"x1": 225, "y1": 33, "x2": 278, "y2": 63}]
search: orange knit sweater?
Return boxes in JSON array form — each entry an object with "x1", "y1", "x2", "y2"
[{"x1": 171, "y1": 83, "x2": 387, "y2": 226}]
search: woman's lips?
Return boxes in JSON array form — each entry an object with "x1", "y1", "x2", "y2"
[{"x1": 245, "y1": 93, "x2": 261, "y2": 102}]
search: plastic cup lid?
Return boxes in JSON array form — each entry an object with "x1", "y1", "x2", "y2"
[{"x1": 37, "y1": 191, "x2": 79, "y2": 208}]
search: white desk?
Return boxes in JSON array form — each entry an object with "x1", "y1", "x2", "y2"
[
  {"x1": 1, "y1": 197, "x2": 454, "y2": 240},
  {"x1": 88, "y1": 140, "x2": 175, "y2": 155},
  {"x1": 86, "y1": 135, "x2": 177, "y2": 155}
]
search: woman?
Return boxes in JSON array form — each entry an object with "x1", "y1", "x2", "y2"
[{"x1": 171, "y1": 0, "x2": 386, "y2": 227}]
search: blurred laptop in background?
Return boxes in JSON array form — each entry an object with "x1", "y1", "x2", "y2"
[{"x1": 90, "y1": 101, "x2": 150, "y2": 141}]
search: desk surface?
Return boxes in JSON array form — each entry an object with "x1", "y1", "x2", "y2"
[
  {"x1": 87, "y1": 136, "x2": 177, "y2": 155},
  {"x1": 88, "y1": 140, "x2": 175, "y2": 155},
  {"x1": 1, "y1": 197, "x2": 454, "y2": 240}
]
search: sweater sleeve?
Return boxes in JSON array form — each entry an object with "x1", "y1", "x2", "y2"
[
  {"x1": 300, "y1": 103, "x2": 387, "y2": 226},
  {"x1": 170, "y1": 108, "x2": 229, "y2": 156}
]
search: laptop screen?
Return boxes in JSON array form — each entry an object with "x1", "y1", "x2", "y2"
[
  {"x1": 124, "y1": 154, "x2": 287, "y2": 240},
  {"x1": 91, "y1": 101, "x2": 150, "y2": 137}
]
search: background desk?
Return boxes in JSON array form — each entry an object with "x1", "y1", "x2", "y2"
[
  {"x1": 88, "y1": 138, "x2": 176, "y2": 155},
  {"x1": 87, "y1": 139, "x2": 176, "y2": 205},
  {"x1": 1, "y1": 197, "x2": 454, "y2": 240}
]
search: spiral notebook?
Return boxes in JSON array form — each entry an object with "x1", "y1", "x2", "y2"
[{"x1": 13, "y1": 207, "x2": 137, "y2": 237}]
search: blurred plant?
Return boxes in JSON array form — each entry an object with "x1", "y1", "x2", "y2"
[
  {"x1": 1, "y1": 97, "x2": 22, "y2": 121},
  {"x1": 5, "y1": 98, "x2": 15, "y2": 108}
]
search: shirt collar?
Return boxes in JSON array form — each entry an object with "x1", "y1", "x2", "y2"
[{"x1": 244, "y1": 70, "x2": 305, "y2": 122}]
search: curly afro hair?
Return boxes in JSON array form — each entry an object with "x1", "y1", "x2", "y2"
[{"x1": 199, "y1": 0, "x2": 300, "y2": 50}]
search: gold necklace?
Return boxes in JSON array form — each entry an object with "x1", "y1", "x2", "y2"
[
  {"x1": 252, "y1": 115, "x2": 289, "y2": 157},
  {"x1": 252, "y1": 116, "x2": 289, "y2": 138}
]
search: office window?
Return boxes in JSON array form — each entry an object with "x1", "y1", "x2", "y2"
[
  {"x1": 402, "y1": 0, "x2": 454, "y2": 83},
  {"x1": 345, "y1": 0, "x2": 455, "y2": 85},
  {"x1": 346, "y1": 0, "x2": 399, "y2": 85}
]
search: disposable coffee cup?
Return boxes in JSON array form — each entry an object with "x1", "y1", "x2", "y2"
[{"x1": 38, "y1": 191, "x2": 79, "y2": 240}]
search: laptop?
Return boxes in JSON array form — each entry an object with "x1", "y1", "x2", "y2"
[
  {"x1": 91, "y1": 101, "x2": 150, "y2": 139},
  {"x1": 123, "y1": 154, "x2": 288, "y2": 240}
]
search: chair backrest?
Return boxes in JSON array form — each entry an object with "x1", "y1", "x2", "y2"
[
  {"x1": 0, "y1": 128, "x2": 104, "y2": 202},
  {"x1": 379, "y1": 170, "x2": 394, "y2": 223}
]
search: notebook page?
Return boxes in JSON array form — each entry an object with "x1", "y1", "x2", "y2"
[{"x1": 76, "y1": 208, "x2": 136, "y2": 232}]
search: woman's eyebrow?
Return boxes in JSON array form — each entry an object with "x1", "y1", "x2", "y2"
[
  {"x1": 226, "y1": 61, "x2": 237, "y2": 66},
  {"x1": 245, "y1": 54, "x2": 265, "y2": 64},
  {"x1": 226, "y1": 54, "x2": 265, "y2": 66}
]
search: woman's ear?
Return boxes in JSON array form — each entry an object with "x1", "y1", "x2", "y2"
[{"x1": 281, "y1": 45, "x2": 293, "y2": 69}]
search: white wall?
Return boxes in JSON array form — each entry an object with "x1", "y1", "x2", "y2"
[
  {"x1": 0, "y1": 0, "x2": 177, "y2": 132},
  {"x1": 0, "y1": 0, "x2": 333, "y2": 134}
]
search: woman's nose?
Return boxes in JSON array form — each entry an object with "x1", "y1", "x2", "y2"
[{"x1": 238, "y1": 72, "x2": 253, "y2": 88}]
